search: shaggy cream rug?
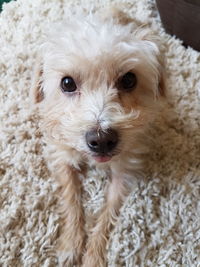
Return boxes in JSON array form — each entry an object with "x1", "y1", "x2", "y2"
[{"x1": 0, "y1": 0, "x2": 200, "y2": 266}]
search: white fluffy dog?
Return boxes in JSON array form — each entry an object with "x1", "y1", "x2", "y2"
[{"x1": 31, "y1": 6, "x2": 165, "y2": 267}]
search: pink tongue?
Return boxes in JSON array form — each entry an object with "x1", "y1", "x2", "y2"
[{"x1": 93, "y1": 156, "x2": 111, "y2": 163}]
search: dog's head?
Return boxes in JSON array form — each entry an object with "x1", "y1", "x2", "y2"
[{"x1": 31, "y1": 9, "x2": 165, "y2": 166}]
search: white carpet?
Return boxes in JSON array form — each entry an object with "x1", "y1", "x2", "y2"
[{"x1": 0, "y1": 0, "x2": 200, "y2": 266}]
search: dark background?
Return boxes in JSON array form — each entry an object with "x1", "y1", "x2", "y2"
[{"x1": 0, "y1": 0, "x2": 13, "y2": 11}]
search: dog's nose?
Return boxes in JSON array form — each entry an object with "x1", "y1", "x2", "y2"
[{"x1": 86, "y1": 128, "x2": 118, "y2": 154}]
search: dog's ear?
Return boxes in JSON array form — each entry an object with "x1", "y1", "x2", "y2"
[
  {"x1": 157, "y1": 59, "x2": 166, "y2": 97},
  {"x1": 135, "y1": 29, "x2": 166, "y2": 98},
  {"x1": 151, "y1": 45, "x2": 166, "y2": 98},
  {"x1": 30, "y1": 57, "x2": 44, "y2": 104}
]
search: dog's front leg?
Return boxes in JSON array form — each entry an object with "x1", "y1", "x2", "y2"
[
  {"x1": 82, "y1": 173, "x2": 131, "y2": 267},
  {"x1": 57, "y1": 165, "x2": 85, "y2": 267}
]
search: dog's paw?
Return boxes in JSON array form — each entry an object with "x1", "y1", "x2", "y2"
[{"x1": 57, "y1": 249, "x2": 82, "y2": 267}]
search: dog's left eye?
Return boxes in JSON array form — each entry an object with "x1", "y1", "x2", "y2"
[
  {"x1": 61, "y1": 77, "x2": 77, "y2": 93},
  {"x1": 118, "y1": 72, "x2": 137, "y2": 92}
]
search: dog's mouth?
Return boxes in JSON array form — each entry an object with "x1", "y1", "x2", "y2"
[
  {"x1": 92, "y1": 155, "x2": 112, "y2": 163},
  {"x1": 82, "y1": 150, "x2": 119, "y2": 164},
  {"x1": 90, "y1": 151, "x2": 120, "y2": 163}
]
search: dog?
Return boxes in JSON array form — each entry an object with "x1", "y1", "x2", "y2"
[{"x1": 30, "y1": 6, "x2": 165, "y2": 267}]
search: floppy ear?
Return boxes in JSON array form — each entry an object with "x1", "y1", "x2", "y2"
[
  {"x1": 30, "y1": 57, "x2": 44, "y2": 104},
  {"x1": 152, "y1": 45, "x2": 166, "y2": 98},
  {"x1": 135, "y1": 28, "x2": 166, "y2": 98},
  {"x1": 158, "y1": 59, "x2": 166, "y2": 97}
]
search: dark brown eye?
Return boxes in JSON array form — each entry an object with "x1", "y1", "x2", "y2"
[
  {"x1": 119, "y1": 72, "x2": 137, "y2": 91},
  {"x1": 61, "y1": 76, "x2": 77, "y2": 93}
]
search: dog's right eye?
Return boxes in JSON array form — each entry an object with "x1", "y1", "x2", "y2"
[
  {"x1": 117, "y1": 72, "x2": 137, "y2": 92},
  {"x1": 61, "y1": 77, "x2": 77, "y2": 93}
]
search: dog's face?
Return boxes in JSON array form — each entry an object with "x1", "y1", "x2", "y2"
[{"x1": 32, "y1": 12, "x2": 165, "y2": 165}]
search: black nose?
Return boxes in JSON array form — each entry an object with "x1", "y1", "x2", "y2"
[{"x1": 86, "y1": 128, "x2": 118, "y2": 154}]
